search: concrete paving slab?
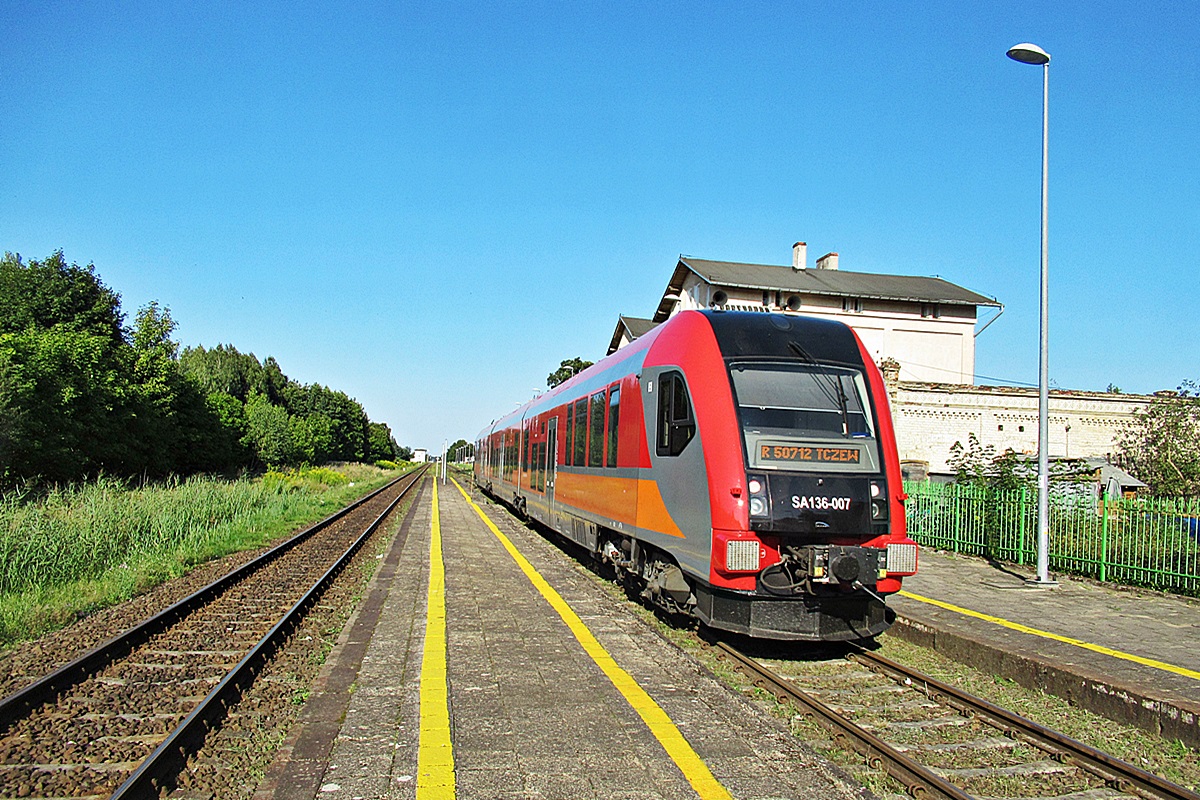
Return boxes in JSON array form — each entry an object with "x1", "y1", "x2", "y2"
[{"x1": 262, "y1": 476, "x2": 871, "y2": 799}]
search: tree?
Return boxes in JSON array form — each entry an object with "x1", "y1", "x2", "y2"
[
  {"x1": 547, "y1": 357, "x2": 593, "y2": 388},
  {"x1": 0, "y1": 251, "x2": 402, "y2": 483},
  {"x1": 244, "y1": 392, "x2": 296, "y2": 467},
  {"x1": 448, "y1": 438, "x2": 471, "y2": 462},
  {"x1": 180, "y1": 344, "x2": 276, "y2": 402},
  {"x1": 0, "y1": 251, "x2": 124, "y2": 343},
  {"x1": 0, "y1": 251, "x2": 132, "y2": 484},
  {"x1": 947, "y1": 433, "x2": 1029, "y2": 491},
  {"x1": 1116, "y1": 383, "x2": 1200, "y2": 497},
  {"x1": 282, "y1": 382, "x2": 370, "y2": 461},
  {"x1": 290, "y1": 413, "x2": 335, "y2": 464},
  {"x1": 367, "y1": 422, "x2": 398, "y2": 462},
  {"x1": 0, "y1": 326, "x2": 128, "y2": 483},
  {"x1": 190, "y1": 391, "x2": 251, "y2": 471}
]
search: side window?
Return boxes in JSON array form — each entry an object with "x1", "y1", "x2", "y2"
[
  {"x1": 521, "y1": 421, "x2": 530, "y2": 474},
  {"x1": 572, "y1": 398, "x2": 588, "y2": 466},
  {"x1": 565, "y1": 403, "x2": 574, "y2": 465},
  {"x1": 589, "y1": 391, "x2": 606, "y2": 467},
  {"x1": 656, "y1": 371, "x2": 695, "y2": 457},
  {"x1": 606, "y1": 386, "x2": 620, "y2": 468}
]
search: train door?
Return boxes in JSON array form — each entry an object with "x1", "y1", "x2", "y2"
[
  {"x1": 545, "y1": 418, "x2": 558, "y2": 507},
  {"x1": 642, "y1": 366, "x2": 712, "y2": 580}
]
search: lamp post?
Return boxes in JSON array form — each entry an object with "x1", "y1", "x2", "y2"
[{"x1": 1007, "y1": 42, "x2": 1055, "y2": 586}]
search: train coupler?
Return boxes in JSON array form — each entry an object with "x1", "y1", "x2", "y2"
[{"x1": 759, "y1": 544, "x2": 886, "y2": 596}]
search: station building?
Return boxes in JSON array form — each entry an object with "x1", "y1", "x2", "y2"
[{"x1": 610, "y1": 242, "x2": 1150, "y2": 478}]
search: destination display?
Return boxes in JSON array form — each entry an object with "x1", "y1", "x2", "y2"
[{"x1": 759, "y1": 444, "x2": 862, "y2": 465}]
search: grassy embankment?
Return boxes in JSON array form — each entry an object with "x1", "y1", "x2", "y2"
[{"x1": 0, "y1": 463, "x2": 407, "y2": 648}]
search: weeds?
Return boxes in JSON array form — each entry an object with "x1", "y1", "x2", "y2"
[{"x1": 0, "y1": 464, "x2": 397, "y2": 647}]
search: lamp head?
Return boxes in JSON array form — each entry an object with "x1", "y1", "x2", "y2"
[{"x1": 1007, "y1": 43, "x2": 1050, "y2": 65}]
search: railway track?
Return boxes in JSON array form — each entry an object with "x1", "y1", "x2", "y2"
[
  {"x1": 711, "y1": 640, "x2": 1199, "y2": 800},
  {"x1": 0, "y1": 465, "x2": 427, "y2": 799}
]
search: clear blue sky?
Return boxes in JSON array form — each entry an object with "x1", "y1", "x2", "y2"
[{"x1": 3, "y1": 1, "x2": 1197, "y2": 453}]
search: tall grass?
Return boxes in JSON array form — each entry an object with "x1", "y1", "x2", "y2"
[{"x1": 0, "y1": 464, "x2": 400, "y2": 647}]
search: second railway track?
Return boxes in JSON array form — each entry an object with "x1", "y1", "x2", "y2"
[
  {"x1": 0, "y1": 465, "x2": 427, "y2": 799},
  {"x1": 711, "y1": 639, "x2": 1199, "y2": 800}
]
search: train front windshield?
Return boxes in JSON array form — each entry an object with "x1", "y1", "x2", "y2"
[{"x1": 729, "y1": 362, "x2": 881, "y2": 473}]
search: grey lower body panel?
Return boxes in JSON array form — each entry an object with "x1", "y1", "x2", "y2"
[{"x1": 694, "y1": 585, "x2": 893, "y2": 641}]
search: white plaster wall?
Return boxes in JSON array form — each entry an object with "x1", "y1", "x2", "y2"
[
  {"x1": 668, "y1": 277, "x2": 979, "y2": 384},
  {"x1": 892, "y1": 385, "x2": 1150, "y2": 474}
]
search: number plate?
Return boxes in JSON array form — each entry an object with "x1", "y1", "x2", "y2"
[{"x1": 764, "y1": 474, "x2": 870, "y2": 534}]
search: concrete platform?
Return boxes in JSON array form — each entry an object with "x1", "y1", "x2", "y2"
[
  {"x1": 888, "y1": 548, "x2": 1200, "y2": 748},
  {"x1": 257, "y1": 478, "x2": 867, "y2": 800}
]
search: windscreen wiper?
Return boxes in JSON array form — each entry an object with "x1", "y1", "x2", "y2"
[{"x1": 787, "y1": 341, "x2": 852, "y2": 437}]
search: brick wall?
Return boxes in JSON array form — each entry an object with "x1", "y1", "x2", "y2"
[{"x1": 892, "y1": 384, "x2": 1150, "y2": 475}]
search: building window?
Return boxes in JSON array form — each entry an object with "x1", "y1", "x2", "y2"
[
  {"x1": 842, "y1": 297, "x2": 863, "y2": 313},
  {"x1": 921, "y1": 303, "x2": 941, "y2": 319}
]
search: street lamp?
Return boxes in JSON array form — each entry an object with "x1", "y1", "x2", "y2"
[{"x1": 1007, "y1": 42, "x2": 1055, "y2": 586}]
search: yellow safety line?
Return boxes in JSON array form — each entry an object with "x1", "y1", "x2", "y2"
[
  {"x1": 418, "y1": 479, "x2": 455, "y2": 798},
  {"x1": 899, "y1": 590, "x2": 1200, "y2": 682},
  {"x1": 451, "y1": 478, "x2": 732, "y2": 800}
]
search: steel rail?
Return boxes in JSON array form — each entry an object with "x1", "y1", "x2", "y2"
[
  {"x1": 0, "y1": 467, "x2": 419, "y2": 735},
  {"x1": 711, "y1": 640, "x2": 975, "y2": 800},
  {"x1": 109, "y1": 464, "x2": 427, "y2": 798},
  {"x1": 849, "y1": 646, "x2": 1200, "y2": 800}
]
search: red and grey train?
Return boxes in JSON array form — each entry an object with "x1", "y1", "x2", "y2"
[{"x1": 474, "y1": 310, "x2": 918, "y2": 641}]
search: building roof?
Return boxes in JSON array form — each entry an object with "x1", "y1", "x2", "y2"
[
  {"x1": 606, "y1": 315, "x2": 658, "y2": 355},
  {"x1": 654, "y1": 257, "x2": 1000, "y2": 322},
  {"x1": 1075, "y1": 458, "x2": 1148, "y2": 489}
]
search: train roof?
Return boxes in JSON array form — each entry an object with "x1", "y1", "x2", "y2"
[
  {"x1": 477, "y1": 310, "x2": 869, "y2": 441},
  {"x1": 702, "y1": 310, "x2": 865, "y2": 366}
]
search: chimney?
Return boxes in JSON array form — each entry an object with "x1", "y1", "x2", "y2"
[
  {"x1": 792, "y1": 242, "x2": 807, "y2": 270},
  {"x1": 816, "y1": 251, "x2": 839, "y2": 271}
]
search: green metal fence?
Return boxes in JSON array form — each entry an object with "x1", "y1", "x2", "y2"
[{"x1": 903, "y1": 481, "x2": 1200, "y2": 596}]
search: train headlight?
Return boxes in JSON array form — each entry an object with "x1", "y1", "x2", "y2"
[
  {"x1": 870, "y1": 480, "x2": 888, "y2": 520},
  {"x1": 725, "y1": 539, "x2": 761, "y2": 572},
  {"x1": 886, "y1": 542, "x2": 918, "y2": 575},
  {"x1": 746, "y1": 474, "x2": 769, "y2": 518}
]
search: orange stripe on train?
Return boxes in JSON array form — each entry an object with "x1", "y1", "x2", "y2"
[{"x1": 554, "y1": 473, "x2": 686, "y2": 539}]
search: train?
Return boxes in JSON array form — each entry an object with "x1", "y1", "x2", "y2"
[{"x1": 474, "y1": 309, "x2": 918, "y2": 641}]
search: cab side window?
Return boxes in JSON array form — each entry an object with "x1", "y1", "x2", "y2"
[{"x1": 656, "y1": 371, "x2": 695, "y2": 457}]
